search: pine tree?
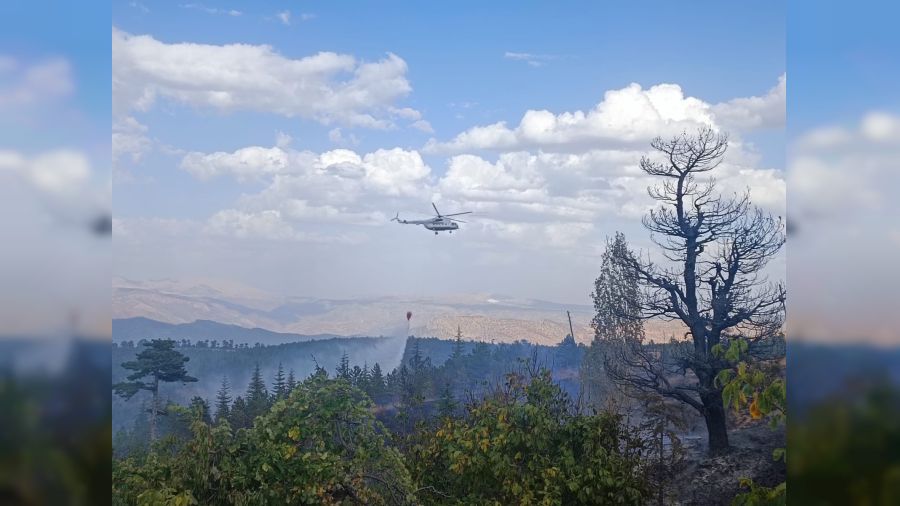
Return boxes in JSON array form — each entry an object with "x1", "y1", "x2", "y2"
[
  {"x1": 229, "y1": 396, "x2": 249, "y2": 429},
  {"x1": 369, "y1": 363, "x2": 385, "y2": 399},
  {"x1": 113, "y1": 339, "x2": 198, "y2": 442},
  {"x1": 272, "y1": 363, "x2": 287, "y2": 401},
  {"x1": 437, "y1": 383, "x2": 457, "y2": 419},
  {"x1": 286, "y1": 369, "x2": 297, "y2": 393},
  {"x1": 452, "y1": 326, "x2": 465, "y2": 360},
  {"x1": 409, "y1": 338, "x2": 424, "y2": 371},
  {"x1": 214, "y1": 376, "x2": 231, "y2": 423},
  {"x1": 336, "y1": 352, "x2": 351, "y2": 380},
  {"x1": 245, "y1": 363, "x2": 269, "y2": 421},
  {"x1": 189, "y1": 396, "x2": 213, "y2": 424}
]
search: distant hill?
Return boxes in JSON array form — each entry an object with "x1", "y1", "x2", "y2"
[
  {"x1": 788, "y1": 341, "x2": 900, "y2": 414},
  {"x1": 112, "y1": 317, "x2": 338, "y2": 345},
  {"x1": 113, "y1": 277, "x2": 686, "y2": 345}
]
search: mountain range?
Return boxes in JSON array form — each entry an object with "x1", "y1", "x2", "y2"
[{"x1": 112, "y1": 277, "x2": 684, "y2": 345}]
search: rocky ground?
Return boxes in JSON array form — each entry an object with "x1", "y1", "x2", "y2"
[{"x1": 670, "y1": 422, "x2": 786, "y2": 505}]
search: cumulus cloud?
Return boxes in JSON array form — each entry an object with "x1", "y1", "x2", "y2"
[
  {"x1": 0, "y1": 149, "x2": 92, "y2": 196},
  {"x1": 712, "y1": 74, "x2": 786, "y2": 131},
  {"x1": 207, "y1": 209, "x2": 298, "y2": 240},
  {"x1": 176, "y1": 143, "x2": 434, "y2": 239},
  {"x1": 790, "y1": 110, "x2": 900, "y2": 222},
  {"x1": 112, "y1": 27, "x2": 418, "y2": 129},
  {"x1": 0, "y1": 148, "x2": 109, "y2": 235},
  {"x1": 180, "y1": 144, "x2": 431, "y2": 194},
  {"x1": 113, "y1": 116, "x2": 152, "y2": 167},
  {"x1": 437, "y1": 146, "x2": 781, "y2": 227},
  {"x1": 426, "y1": 76, "x2": 785, "y2": 154},
  {"x1": 426, "y1": 82, "x2": 715, "y2": 153}
]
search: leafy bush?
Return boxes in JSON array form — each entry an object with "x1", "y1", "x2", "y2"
[
  {"x1": 113, "y1": 376, "x2": 414, "y2": 505},
  {"x1": 407, "y1": 370, "x2": 650, "y2": 505}
]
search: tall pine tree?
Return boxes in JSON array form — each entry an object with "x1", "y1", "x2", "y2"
[
  {"x1": 336, "y1": 352, "x2": 351, "y2": 380},
  {"x1": 286, "y1": 369, "x2": 297, "y2": 392},
  {"x1": 369, "y1": 362, "x2": 385, "y2": 399},
  {"x1": 245, "y1": 363, "x2": 269, "y2": 421},
  {"x1": 437, "y1": 383, "x2": 457, "y2": 419},
  {"x1": 582, "y1": 232, "x2": 643, "y2": 408},
  {"x1": 113, "y1": 339, "x2": 197, "y2": 442},
  {"x1": 214, "y1": 376, "x2": 231, "y2": 423},
  {"x1": 229, "y1": 396, "x2": 249, "y2": 429},
  {"x1": 272, "y1": 363, "x2": 287, "y2": 401},
  {"x1": 452, "y1": 325, "x2": 465, "y2": 360}
]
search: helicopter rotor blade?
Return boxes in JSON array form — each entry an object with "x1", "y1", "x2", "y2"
[
  {"x1": 442, "y1": 211, "x2": 472, "y2": 217},
  {"x1": 432, "y1": 202, "x2": 441, "y2": 217},
  {"x1": 449, "y1": 218, "x2": 467, "y2": 223}
]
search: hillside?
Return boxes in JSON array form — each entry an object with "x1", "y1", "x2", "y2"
[
  {"x1": 112, "y1": 317, "x2": 337, "y2": 345},
  {"x1": 113, "y1": 277, "x2": 685, "y2": 345}
]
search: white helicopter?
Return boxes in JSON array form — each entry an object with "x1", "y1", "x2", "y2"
[{"x1": 391, "y1": 203, "x2": 472, "y2": 235}]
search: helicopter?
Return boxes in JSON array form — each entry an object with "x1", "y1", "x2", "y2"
[{"x1": 391, "y1": 203, "x2": 472, "y2": 235}]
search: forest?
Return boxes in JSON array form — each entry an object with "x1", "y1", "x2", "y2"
[{"x1": 111, "y1": 130, "x2": 797, "y2": 505}]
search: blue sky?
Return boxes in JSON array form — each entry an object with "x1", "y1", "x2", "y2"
[
  {"x1": 110, "y1": 1, "x2": 785, "y2": 303},
  {"x1": 788, "y1": 1, "x2": 900, "y2": 135},
  {"x1": 1, "y1": 2, "x2": 109, "y2": 159}
]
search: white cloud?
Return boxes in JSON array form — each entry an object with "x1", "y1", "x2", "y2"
[
  {"x1": 112, "y1": 28, "x2": 418, "y2": 129},
  {"x1": 177, "y1": 143, "x2": 433, "y2": 236},
  {"x1": 859, "y1": 111, "x2": 900, "y2": 141},
  {"x1": 712, "y1": 74, "x2": 786, "y2": 130},
  {"x1": 130, "y1": 1, "x2": 149, "y2": 13},
  {"x1": 0, "y1": 149, "x2": 91, "y2": 196},
  {"x1": 426, "y1": 76, "x2": 785, "y2": 154},
  {"x1": 790, "y1": 110, "x2": 900, "y2": 221},
  {"x1": 180, "y1": 144, "x2": 431, "y2": 195},
  {"x1": 113, "y1": 116, "x2": 152, "y2": 168},
  {"x1": 206, "y1": 209, "x2": 297, "y2": 240},
  {"x1": 275, "y1": 131, "x2": 293, "y2": 148},
  {"x1": 181, "y1": 145, "x2": 299, "y2": 181},
  {"x1": 503, "y1": 51, "x2": 562, "y2": 67},
  {"x1": 328, "y1": 127, "x2": 359, "y2": 146},
  {"x1": 277, "y1": 10, "x2": 291, "y2": 25},
  {"x1": 789, "y1": 111, "x2": 900, "y2": 345},
  {"x1": 427, "y1": 82, "x2": 715, "y2": 153},
  {"x1": 0, "y1": 57, "x2": 74, "y2": 108},
  {"x1": 180, "y1": 3, "x2": 242, "y2": 16},
  {"x1": 411, "y1": 119, "x2": 434, "y2": 133},
  {"x1": 0, "y1": 148, "x2": 109, "y2": 234}
]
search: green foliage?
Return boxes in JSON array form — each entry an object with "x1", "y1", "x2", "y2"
[
  {"x1": 114, "y1": 339, "x2": 198, "y2": 400},
  {"x1": 113, "y1": 376, "x2": 415, "y2": 505},
  {"x1": 214, "y1": 376, "x2": 231, "y2": 423},
  {"x1": 714, "y1": 339, "x2": 786, "y2": 430},
  {"x1": 583, "y1": 232, "x2": 644, "y2": 409},
  {"x1": 114, "y1": 339, "x2": 198, "y2": 444},
  {"x1": 408, "y1": 370, "x2": 650, "y2": 505},
  {"x1": 731, "y1": 480, "x2": 786, "y2": 506},
  {"x1": 789, "y1": 380, "x2": 900, "y2": 506},
  {"x1": 244, "y1": 363, "x2": 269, "y2": 421},
  {"x1": 714, "y1": 338, "x2": 787, "y2": 505},
  {"x1": 2, "y1": 371, "x2": 111, "y2": 506},
  {"x1": 271, "y1": 362, "x2": 287, "y2": 401}
]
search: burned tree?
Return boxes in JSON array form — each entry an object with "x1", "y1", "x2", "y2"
[{"x1": 603, "y1": 127, "x2": 785, "y2": 454}]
